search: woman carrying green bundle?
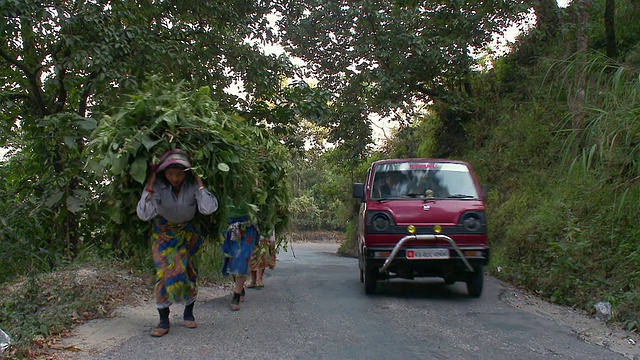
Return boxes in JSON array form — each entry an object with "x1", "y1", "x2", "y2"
[{"x1": 137, "y1": 149, "x2": 219, "y2": 337}]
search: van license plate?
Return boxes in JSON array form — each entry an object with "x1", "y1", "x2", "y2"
[{"x1": 406, "y1": 249, "x2": 449, "y2": 259}]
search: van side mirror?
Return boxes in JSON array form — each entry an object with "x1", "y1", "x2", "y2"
[{"x1": 352, "y1": 183, "x2": 364, "y2": 200}]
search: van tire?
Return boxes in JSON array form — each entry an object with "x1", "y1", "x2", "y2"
[
  {"x1": 364, "y1": 265, "x2": 378, "y2": 295},
  {"x1": 358, "y1": 253, "x2": 365, "y2": 283},
  {"x1": 466, "y1": 266, "x2": 484, "y2": 297}
]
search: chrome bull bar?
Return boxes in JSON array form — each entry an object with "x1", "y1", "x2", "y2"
[{"x1": 379, "y1": 234, "x2": 474, "y2": 273}]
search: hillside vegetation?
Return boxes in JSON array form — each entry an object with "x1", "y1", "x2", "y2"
[
  {"x1": 477, "y1": 52, "x2": 640, "y2": 328},
  {"x1": 470, "y1": 9, "x2": 639, "y2": 331}
]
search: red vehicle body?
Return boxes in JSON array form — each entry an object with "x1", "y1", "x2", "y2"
[{"x1": 352, "y1": 158, "x2": 489, "y2": 296}]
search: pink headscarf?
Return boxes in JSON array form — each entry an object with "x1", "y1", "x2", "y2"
[{"x1": 155, "y1": 149, "x2": 192, "y2": 173}]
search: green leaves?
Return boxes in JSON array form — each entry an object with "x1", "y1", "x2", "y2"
[
  {"x1": 88, "y1": 77, "x2": 291, "y2": 240},
  {"x1": 67, "y1": 192, "x2": 85, "y2": 214},
  {"x1": 129, "y1": 156, "x2": 148, "y2": 184},
  {"x1": 45, "y1": 192, "x2": 64, "y2": 208},
  {"x1": 141, "y1": 135, "x2": 163, "y2": 151},
  {"x1": 110, "y1": 153, "x2": 128, "y2": 175},
  {"x1": 0, "y1": 0, "x2": 297, "y2": 289}
]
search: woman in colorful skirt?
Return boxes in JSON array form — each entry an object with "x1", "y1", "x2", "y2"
[
  {"x1": 247, "y1": 230, "x2": 277, "y2": 289},
  {"x1": 137, "y1": 149, "x2": 218, "y2": 337},
  {"x1": 221, "y1": 200, "x2": 258, "y2": 311}
]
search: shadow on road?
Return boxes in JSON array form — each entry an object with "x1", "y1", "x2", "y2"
[{"x1": 370, "y1": 279, "x2": 478, "y2": 301}]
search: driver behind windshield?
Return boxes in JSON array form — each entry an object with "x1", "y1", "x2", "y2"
[{"x1": 377, "y1": 172, "x2": 405, "y2": 198}]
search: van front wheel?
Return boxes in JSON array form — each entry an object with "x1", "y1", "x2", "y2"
[
  {"x1": 466, "y1": 266, "x2": 484, "y2": 297},
  {"x1": 364, "y1": 265, "x2": 378, "y2": 295}
]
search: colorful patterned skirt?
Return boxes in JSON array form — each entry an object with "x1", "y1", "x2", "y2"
[
  {"x1": 152, "y1": 217, "x2": 203, "y2": 309},
  {"x1": 249, "y1": 232, "x2": 276, "y2": 271},
  {"x1": 221, "y1": 216, "x2": 258, "y2": 276}
]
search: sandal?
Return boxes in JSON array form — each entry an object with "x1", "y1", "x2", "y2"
[
  {"x1": 246, "y1": 283, "x2": 257, "y2": 289},
  {"x1": 256, "y1": 282, "x2": 264, "y2": 289},
  {"x1": 184, "y1": 320, "x2": 197, "y2": 329},
  {"x1": 230, "y1": 292, "x2": 241, "y2": 311},
  {"x1": 150, "y1": 327, "x2": 170, "y2": 337}
]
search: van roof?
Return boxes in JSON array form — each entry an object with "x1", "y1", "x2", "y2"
[{"x1": 372, "y1": 158, "x2": 470, "y2": 165}]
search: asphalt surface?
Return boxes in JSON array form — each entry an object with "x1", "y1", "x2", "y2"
[{"x1": 87, "y1": 242, "x2": 626, "y2": 360}]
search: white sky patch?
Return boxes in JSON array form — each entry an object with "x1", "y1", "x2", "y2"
[
  {"x1": 370, "y1": 113, "x2": 397, "y2": 145},
  {"x1": 486, "y1": 0, "x2": 572, "y2": 57}
]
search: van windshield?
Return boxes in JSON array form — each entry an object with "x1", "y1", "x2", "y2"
[{"x1": 370, "y1": 162, "x2": 479, "y2": 200}]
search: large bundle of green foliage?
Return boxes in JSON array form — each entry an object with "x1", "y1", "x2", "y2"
[{"x1": 87, "y1": 78, "x2": 290, "y2": 252}]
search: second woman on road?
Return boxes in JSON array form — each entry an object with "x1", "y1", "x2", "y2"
[{"x1": 221, "y1": 198, "x2": 259, "y2": 311}]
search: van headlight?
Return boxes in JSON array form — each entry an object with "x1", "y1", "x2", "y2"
[
  {"x1": 371, "y1": 213, "x2": 391, "y2": 232},
  {"x1": 461, "y1": 212, "x2": 482, "y2": 231}
]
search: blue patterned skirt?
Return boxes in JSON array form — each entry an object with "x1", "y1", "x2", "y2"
[{"x1": 221, "y1": 216, "x2": 258, "y2": 276}]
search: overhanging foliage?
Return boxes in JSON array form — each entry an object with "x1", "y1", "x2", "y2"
[{"x1": 87, "y1": 78, "x2": 291, "y2": 250}]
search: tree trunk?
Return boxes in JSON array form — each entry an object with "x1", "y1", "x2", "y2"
[
  {"x1": 66, "y1": 178, "x2": 80, "y2": 257},
  {"x1": 564, "y1": 0, "x2": 593, "y2": 131},
  {"x1": 604, "y1": 0, "x2": 618, "y2": 58},
  {"x1": 535, "y1": 0, "x2": 560, "y2": 37}
]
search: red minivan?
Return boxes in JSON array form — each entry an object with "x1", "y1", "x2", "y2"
[{"x1": 352, "y1": 159, "x2": 489, "y2": 296}]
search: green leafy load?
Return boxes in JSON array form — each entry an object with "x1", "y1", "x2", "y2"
[{"x1": 87, "y1": 79, "x2": 290, "y2": 245}]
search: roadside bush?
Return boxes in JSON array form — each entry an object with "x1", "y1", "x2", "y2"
[
  {"x1": 337, "y1": 218, "x2": 358, "y2": 257},
  {"x1": 288, "y1": 194, "x2": 322, "y2": 230}
]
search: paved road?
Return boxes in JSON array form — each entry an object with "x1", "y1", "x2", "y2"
[{"x1": 91, "y1": 242, "x2": 625, "y2": 360}]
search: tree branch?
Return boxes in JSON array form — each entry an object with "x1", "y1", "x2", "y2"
[
  {"x1": 0, "y1": 47, "x2": 49, "y2": 116},
  {"x1": 78, "y1": 71, "x2": 99, "y2": 117},
  {"x1": 52, "y1": 47, "x2": 71, "y2": 113},
  {"x1": 0, "y1": 47, "x2": 32, "y2": 75},
  {"x1": 410, "y1": 83, "x2": 441, "y2": 100}
]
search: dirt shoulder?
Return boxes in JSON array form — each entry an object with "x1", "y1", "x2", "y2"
[
  {"x1": 500, "y1": 285, "x2": 640, "y2": 359},
  {"x1": 50, "y1": 285, "x2": 229, "y2": 359}
]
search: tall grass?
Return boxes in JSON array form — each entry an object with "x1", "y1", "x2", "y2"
[{"x1": 562, "y1": 55, "x2": 640, "y2": 224}]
